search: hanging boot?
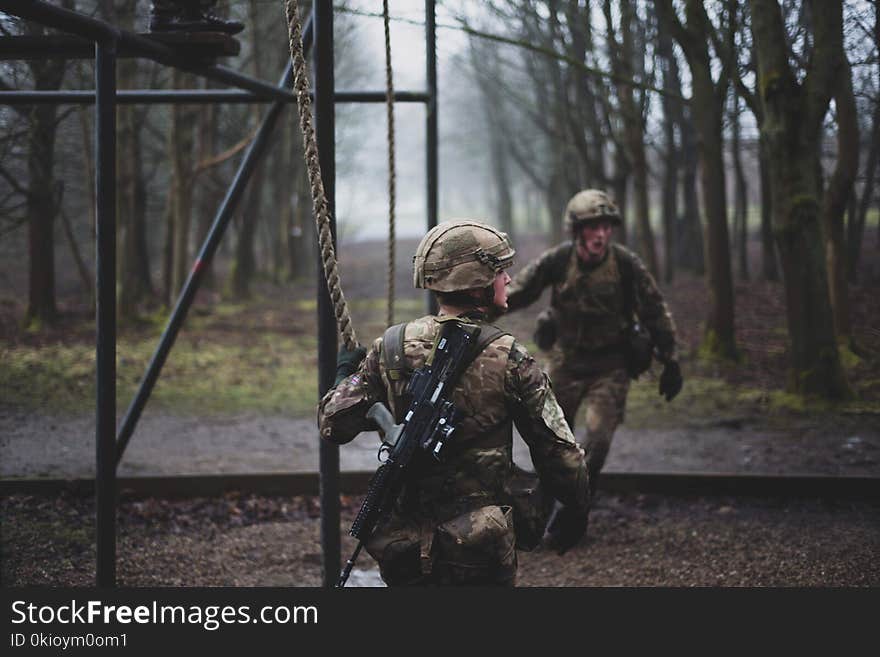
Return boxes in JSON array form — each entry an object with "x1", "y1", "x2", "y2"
[{"x1": 150, "y1": 1, "x2": 244, "y2": 35}]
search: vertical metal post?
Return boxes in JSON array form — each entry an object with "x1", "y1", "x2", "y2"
[
  {"x1": 314, "y1": 0, "x2": 340, "y2": 588},
  {"x1": 95, "y1": 38, "x2": 117, "y2": 587},
  {"x1": 426, "y1": 0, "x2": 439, "y2": 315}
]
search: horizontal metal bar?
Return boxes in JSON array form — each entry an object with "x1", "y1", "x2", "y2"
[
  {"x1": 0, "y1": 32, "x2": 240, "y2": 61},
  {"x1": 2, "y1": 472, "x2": 878, "y2": 500},
  {"x1": 0, "y1": 89, "x2": 291, "y2": 104},
  {"x1": 336, "y1": 90, "x2": 430, "y2": 103},
  {"x1": 0, "y1": 90, "x2": 430, "y2": 105},
  {"x1": 2, "y1": 0, "x2": 290, "y2": 100}
]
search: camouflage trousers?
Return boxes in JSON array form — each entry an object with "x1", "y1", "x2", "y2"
[
  {"x1": 364, "y1": 505, "x2": 517, "y2": 587},
  {"x1": 548, "y1": 362, "x2": 630, "y2": 492}
]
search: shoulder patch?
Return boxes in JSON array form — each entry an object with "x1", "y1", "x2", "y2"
[{"x1": 509, "y1": 340, "x2": 530, "y2": 364}]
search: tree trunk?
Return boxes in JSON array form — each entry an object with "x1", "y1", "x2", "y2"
[
  {"x1": 849, "y1": 4, "x2": 880, "y2": 282},
  {"x1": 660, "y1": 0, "x2": 737, "y2": 359},
  {"x1": 116, "y1": 1, "x2": 154, "y2": 318},
  {"x1": 611, "y1": 147, "x2": 630, "y2": 247},
  {"x1": 273, "y1": 110, "x2": 294, "y2": 282},
  {"x1": 822, "y1": 50, "x2": 859, "y2": 341},
  {"x1": 679, "y1": 109, "x2": 704, "y2": 274},
  {"x1": 654, "y1": 0, "x2": 704, "y2": 276},
  {"x1": 169, "y1": 70, "x2": 198, "y2": 299},
  {"x1": 749, "y1": 0, "x2": 850, "y2": 398},
  {"x1": 77, "y1": 105, "x2": 96, "y2": 243},
  {"x1": 59, "y1": 208, "x2": 92, "y2": 308},
  {"x1": 289, "y1": 167, "x2": 313, "y2": 280},
  {"x1": 758, "y1": 134, "x2": 779, "y2": 280},
  {"x1": 605, "y1": 0, "x2": 656, "y2": 274},
  {"x1": 24, "y1": 37, "x2": 66, "y2": 326},
  {"x1": 695, "y1": 93, "x2": 737, "y2": 358},
  {"x1": 118, "y1": 103, "x2": 154, "y2": 317},
  {"x1": 849, "y1": 107, "x2": 878, "y2": 281},
  {"x1": 658, "y1": 17, "x2": 680, "y2": 283},
  {"x1": 230, "y1": 186, "x2": 260, "y2": 299},
  {"x1": 730, "y1": 90, "x2": 749, "y2": 281},
  {"x1": 195, "y1": 81, "x2": 221, "y2": 291},
  {"x1": 472, "y1": 39, "x2": 515, "y2": 240},
  {"x1": 228, "y1": 0, "x2": 266, "y2": 299}
]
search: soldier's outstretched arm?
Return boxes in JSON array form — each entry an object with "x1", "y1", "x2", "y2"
[
  {"x1": 629, "y1": 252, "x2": 677, "y2": 362},
  {"x1": 317, "y1": 338, "x2": 386, "y2": 444},
  {"x1": 506, "y1": 244, "x2": 569, "y2": 313},
  {"x1": 505, "y1": 342, "x2": 590, "y2": 512},
  {"x1": 626, "y1": 252, "x2": 684, "y2": 401}
]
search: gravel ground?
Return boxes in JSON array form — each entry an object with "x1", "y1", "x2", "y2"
[
  {"x1": 2, "y1": 409, "x2": 879, "y2": 588},
  {"x1": 2, "y1": 489, "x2": 878, "y2": 587}
]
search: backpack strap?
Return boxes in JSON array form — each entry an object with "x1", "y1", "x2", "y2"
[
  {"x1": 381, "y1": 322, "x2": 409, "y2": 381},
  {"x1": 471, "y1": 324, "x2": 510, "y2": 361},
  {"x1": 382, "y1": 320, "x2": 509, "y2": 382}
]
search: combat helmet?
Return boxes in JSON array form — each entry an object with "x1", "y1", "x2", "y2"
[
  {"x1": 413, "y1": 219, "x2": 515, "y2": 292},
  {"x1": 563, "y1": 189, "x2": 622, "y2": 234}
]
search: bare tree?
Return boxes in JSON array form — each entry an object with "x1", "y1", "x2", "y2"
[
  {"x1": 822, "y1": 38, "x2": 859, "y2": 343},
  {"x1": 657, "y1": 0, "x2": 738, "y2": 360},
  {"x1": 847, "y1": 0, "x2": 880, "y2": 281},
  {"x1": 0, "y1": 6, "x2": 75, "y2": 326},
  {"x1": 603, "y1": 0, "x2": 659, "y2": 276},
  {"x1": 729, "y1": 87, "x2": 749, "y2": 281},
  {"x1": 748, "y1": 0, "x2": 851, "y2": 398},
  {"x1": 469, "y1": 35, "x2": 515, "y2": 240}
]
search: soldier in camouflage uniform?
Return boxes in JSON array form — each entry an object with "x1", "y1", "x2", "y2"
[
  {"x1": 318, "y1": 220, "x2": 590, "y2": 586},
  {"x1": 507, "y1": 189, "x2": 683, "y2": 507}
]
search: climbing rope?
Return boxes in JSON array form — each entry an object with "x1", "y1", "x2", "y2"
[
  {"x1": 284, "y1": 0, "x2": 358, "y2": 349},
  {"x1": 383, "y1": 0, "x2": 397, "y2": 328}
]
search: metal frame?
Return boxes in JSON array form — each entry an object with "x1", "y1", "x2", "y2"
[{"x1": 0, "y1": 0, "x2": 440, "y2": 588}]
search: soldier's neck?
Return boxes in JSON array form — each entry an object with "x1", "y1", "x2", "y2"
[
  {"x1": 438, "y1": 304, "x2": 488, "y2": 320},
  {"x1": 575, "y1": 242, "x2": 611, "y2": 270}
]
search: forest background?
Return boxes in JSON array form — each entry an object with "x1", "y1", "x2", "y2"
[{"x1": 1, "y1": 0, "x2": 879, "y2": 456}]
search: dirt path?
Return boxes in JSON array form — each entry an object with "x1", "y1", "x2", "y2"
[{"x1": 3, "y1": 408, "x2": 878, "y2": 479}]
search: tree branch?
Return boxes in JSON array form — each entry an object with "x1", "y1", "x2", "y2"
[{"x1": 192, "y1": 129, "x2": 256, "y2": 177}]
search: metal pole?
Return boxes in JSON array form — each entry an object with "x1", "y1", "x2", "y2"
[
  {"x1": 426, "y1": 0, "x2": 439, "y2": 315},
  {"x1": 94, "y1": 37, "x2": 117, "y2": 588},
  {"x1": 314, "y1": 0, "x2": 341, "y2": 588}
]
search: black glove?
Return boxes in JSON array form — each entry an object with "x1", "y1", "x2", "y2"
[
  {"x1": 542, "y1": 501, "x2": 589, "y2": 555},
  {"x1": 334, "y1": 345, "x2": 367, "y2": 386},
  {"x1": 533, "y1": 309, "x2": 557, "y2": 351},
  {"x1": 658, "y1": 360, "x2": 683, "y2": 402}
]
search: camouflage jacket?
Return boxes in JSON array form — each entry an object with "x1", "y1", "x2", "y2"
[
  {"x1": 317, "y1": 313, "x2": 589, "y2": 526},
  {"x1": 507, "y1": 242, "x2": 677, "y2": 366}
]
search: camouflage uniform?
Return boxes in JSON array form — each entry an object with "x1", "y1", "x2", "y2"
[
  {"x1": 318, "y1": 220, "x2": 589, "y2": 586},
  {"x1": 507, "y1": 201, "x2": 677, "y2": 488}
]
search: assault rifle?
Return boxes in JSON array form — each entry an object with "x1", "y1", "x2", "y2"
[{"x1": 336, "y1": 320, "x2": 481, "y2": 587}]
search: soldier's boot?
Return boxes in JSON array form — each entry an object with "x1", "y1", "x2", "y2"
[
  {"x1": 581, "y1": 451, "x2": 607, "y2": 540},
  {"x1": 150, "y1": 1, "x2": 244, "y2": 35}
]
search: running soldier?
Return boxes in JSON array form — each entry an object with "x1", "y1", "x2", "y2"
[{"x1": 507, "y1": 189, "x2": 683, "y2": 528}]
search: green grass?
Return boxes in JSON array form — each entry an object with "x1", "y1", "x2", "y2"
[
  {"x1": 624, "y1": 372, "x2": 879, "y2": 430},
  {"x1": 0, "y1": 333, "x2": 320, "y2": 417}
]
